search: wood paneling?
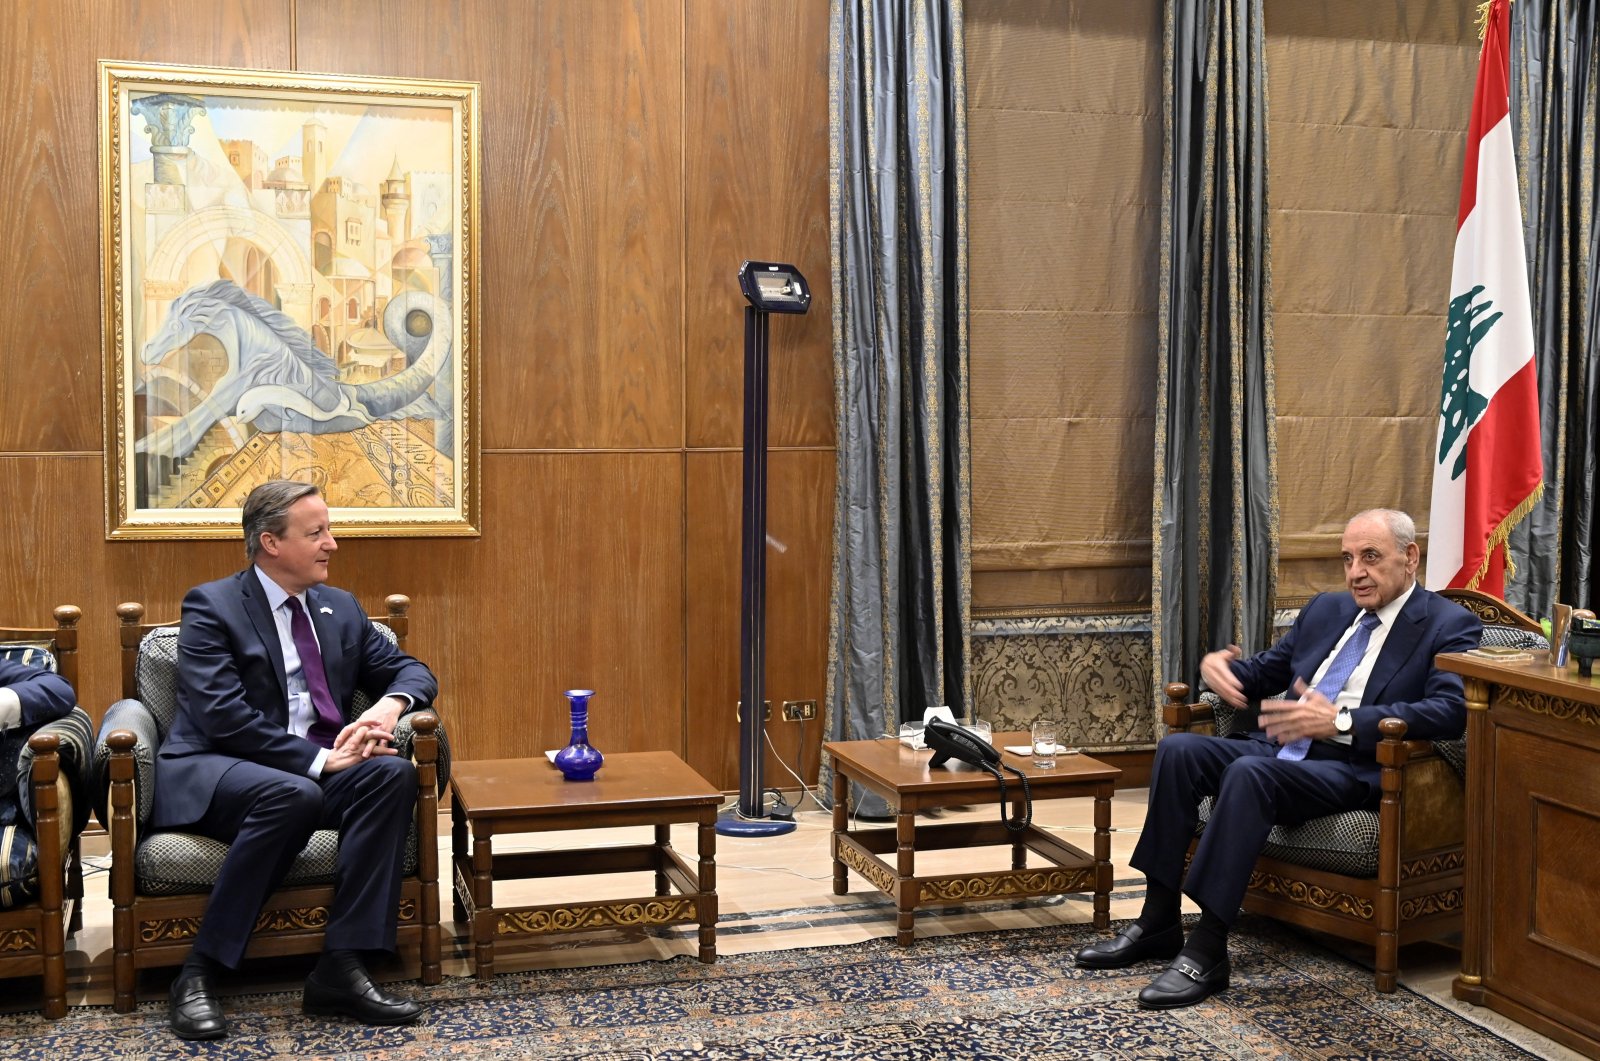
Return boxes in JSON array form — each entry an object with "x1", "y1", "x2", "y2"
[
  {"x1": 684, "y1": 450, "x2": 834, "y2": 792},
  {"x1": 301, "y1": 0, "x2": 687, "y2": 451},
  {"x1": 0, "y1": 0, "x2": 292, "y2": 454},
  {"x1": 0, "y1": 0, "x2": 835, "y2": 793},
  {"x1": 683, "y1": 0, "x2": 834, "y2": 450}
]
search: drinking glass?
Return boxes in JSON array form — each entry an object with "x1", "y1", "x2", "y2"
[{"x1": 1031, "y1": 719, "x2": 1059, "y2": 769}]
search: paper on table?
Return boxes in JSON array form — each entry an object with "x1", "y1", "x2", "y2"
[{"x1": 1004, "y1": 743, "x2": 1073, "y2": 756}]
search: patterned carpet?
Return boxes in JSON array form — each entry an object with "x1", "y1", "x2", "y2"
[{"x1": 0, "y1": 916, "x2": 1536, "y2": 1060}]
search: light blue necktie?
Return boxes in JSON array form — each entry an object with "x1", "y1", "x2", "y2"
[{"x1": 1278, "y1": 611, "x2": 1382, "y2": 761}]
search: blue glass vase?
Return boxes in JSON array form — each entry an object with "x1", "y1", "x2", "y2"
[{"x1": 553, "y1": 689, "x2": 604, "y2": 781}]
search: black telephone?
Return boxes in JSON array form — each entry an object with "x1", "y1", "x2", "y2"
[{"x1": 925, "y1": 717, "x2": 1032, "y2": 832}]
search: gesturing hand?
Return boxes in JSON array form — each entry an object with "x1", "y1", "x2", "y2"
[
  {"x1": 1199, "y1": 644, "x2": 1246, "y2": 708},
  {"x1": 1259, "y1": 677, "x2": 1339, "y2": 746}
]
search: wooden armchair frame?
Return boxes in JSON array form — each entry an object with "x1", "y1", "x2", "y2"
[
  {"x1": 1162, "y1": 588, "x2": 1542, "y2": 992},
  {"x1": 0, "y1": 605, "x2": 87, "y2": 1019},
  {"x1": 103, "y1": 595, "x2": 441, "y2": 1012}
]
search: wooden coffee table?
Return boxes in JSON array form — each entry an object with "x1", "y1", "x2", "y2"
[
  {"x1": 825, "y1": 733, "x2": 1120, "y2": 945},
  {"x1": 449, "y1": 751, "x2": 722, "y2": 977}
]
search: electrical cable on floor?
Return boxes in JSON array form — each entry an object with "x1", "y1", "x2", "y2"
[{"x1": 762, "y1": 719, "x2": 820, "y2": 814}]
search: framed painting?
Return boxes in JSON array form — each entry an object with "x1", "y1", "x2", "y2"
[{"x1": 99, "y1": 60, "x2": 480, "y2": 538}]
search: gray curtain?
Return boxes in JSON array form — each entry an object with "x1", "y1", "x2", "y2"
[
  {"x1": 1152, "y1": 0, "x2": 1278, "y2": 701},
  {"x1": 823, "y1": 0, "x2": 972, "y2": 815},
  {"x1": 1509, "y1": 0, "x2": 1600, "y2": 617}
]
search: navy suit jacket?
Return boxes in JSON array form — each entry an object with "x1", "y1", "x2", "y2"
[
  {"x1": 153, "y1": 569, "x2": 437, "y2": 830},
  {"x1": 1226, "y1": 585, "x2": 1481, "y2": 777}
]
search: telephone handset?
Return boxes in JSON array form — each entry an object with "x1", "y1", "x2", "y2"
[
  {"x1": 926, "y1": 717, "x2": 1000, "y2": 768},
  {"x1": 924, "y1": 718, "x2": 1032, "y2": 832}
]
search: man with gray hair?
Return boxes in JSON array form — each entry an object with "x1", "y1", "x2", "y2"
[
  {"x1": 156, "y1": 479, "x2": 438, "y2": 1040},
  {"x1": 1073, "y1": 509, "x2": 1481, "y2": 1009}
]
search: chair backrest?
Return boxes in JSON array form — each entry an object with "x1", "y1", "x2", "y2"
[
  {"x1": 0, "y1": 606, "x2": 80, "y2": 690},
  {"x1": 117, "y1": 596, "x2": 412, "y2": 743}
]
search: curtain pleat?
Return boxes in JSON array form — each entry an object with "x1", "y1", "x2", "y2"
[
  {"x1": 1153, "y1": 0, "x2": 1277, "y2": 703},
  {"x1": 823, "y1": 0, "x2": 972, "y2": 814},
  {"x1": 1510, "y1": 0, "x2": 1600, "y2": 616}
]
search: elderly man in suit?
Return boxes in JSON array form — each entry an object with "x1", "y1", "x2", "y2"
[
  {"x1": 157, "y1": 479, "x2": 438, "y2": 1041},
  {"x1": 1074, "y1": 509, "x2": 1481, "y2": 1009}
]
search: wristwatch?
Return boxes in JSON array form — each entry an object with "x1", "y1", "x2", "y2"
[{"x1": 1334, "y1": 705, "x2": 1353, "y2": 734}]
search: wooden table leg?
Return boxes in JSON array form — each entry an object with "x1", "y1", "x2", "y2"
[
  {"x1": 697, "y1": 817, "x2": 718, "y2": 963},
  {"x1": 831, "y1": 768, "x2": 849, "y2": 895},
  {"x1": 895, "y1": 804, "x2": 917, "y2": 946},
  {"x1": 654, "y1": 823, "x2": 671, "y2": 896},
  {"x1": 471, "y1": 819, "x2": 495, "y2": 978},
  {"x1": 1093, "y1": 782, "x2": 1112, "y2": 929}
]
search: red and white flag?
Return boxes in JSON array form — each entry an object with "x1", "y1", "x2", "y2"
[{"x1": 1426, "y1": 0, "x2": 1542, "y2": 598}]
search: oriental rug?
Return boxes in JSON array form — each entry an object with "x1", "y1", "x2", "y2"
[{"x1": 0, "y1": 916, "x2": 1538, "y2": 1060}]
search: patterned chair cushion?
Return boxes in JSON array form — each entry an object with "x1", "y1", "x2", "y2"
[
  {"x1": 0, "y1": 822, "x2": 40, "y2": 908},
  {"x1": 134, "y1": 824, "x2": 422, "y2": 896}
]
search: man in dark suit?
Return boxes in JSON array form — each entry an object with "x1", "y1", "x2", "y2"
[
  {"x1": 1074, "y1": 509, "x2": 1481, "y2": 1009},
  {"x1": 0, "y1": 655, "x2": 77, "y2": 828},
  {"x1": 157, "y1": 479, "x2": 438, "y2": 1041}
]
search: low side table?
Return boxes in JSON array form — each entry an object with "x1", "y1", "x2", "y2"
[
  {"x1": 449, "y1": 751, "x2": 722, "y2": 977},
  {"x1": 825, "y1": 733, "x2": 1120, "y2": 945}
]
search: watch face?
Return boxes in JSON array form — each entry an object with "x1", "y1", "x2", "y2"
[{"x1": 1335, "y1": 709, "x2": 1352, "y2": 733}]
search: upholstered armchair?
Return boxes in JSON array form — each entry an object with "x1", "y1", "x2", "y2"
[
  {"x1": 1162, "y1": 588, "x2": 1546, "y2": 991},
  {"x1": 94, "y1": 595, "x2": 449, "y2": 1012},
  {"x1": 0, "y1": 606, "x2": 95, "y2": 1019}
]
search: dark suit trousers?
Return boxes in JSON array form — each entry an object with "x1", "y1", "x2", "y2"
[
  {"x1": 189, "y1": 755, "x2": 417, "y2": 968},
  {"x1": 1131, "y1": 732, "x2": 1376, "y2": 926}
]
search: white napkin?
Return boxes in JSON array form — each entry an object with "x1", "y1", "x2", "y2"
[{"x1": 1004, "y1": 743, "x2": 1072, "y2": 756}]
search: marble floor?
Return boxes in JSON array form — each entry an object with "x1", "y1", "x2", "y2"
[{"x1": 10, "y1": 785, "x2": 1585, "y2": 1059}]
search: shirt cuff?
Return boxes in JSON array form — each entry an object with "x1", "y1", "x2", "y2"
[
  {"x1": 309, "y1": 747, "x2": 329, "y2": 779},
  {"x1": 0, "y1": 687, "x2": 19, "y2": 732},
  {"x1": 387, "y1": 692, "x2": 414, "y2": 712}
]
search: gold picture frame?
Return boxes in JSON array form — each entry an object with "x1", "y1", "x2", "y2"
[{"x1": 99, "y1": 60, "x2": 480, "y2": 539}]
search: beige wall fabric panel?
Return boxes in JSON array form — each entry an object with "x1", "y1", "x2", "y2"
[
  {"x1": 1267, "y1": 3, "x2": 1478, "y2": 596},
  {"x1": 966, "y1": 0, "x2": 1162, "y2": 611}
]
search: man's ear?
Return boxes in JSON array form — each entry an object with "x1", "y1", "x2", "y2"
[
  {"x1": 1406, "y1": 541, "x2": 1420, "y2": 572},
  {"x1": 257, "y1": 532, "x2": 280, "y2": 559}
]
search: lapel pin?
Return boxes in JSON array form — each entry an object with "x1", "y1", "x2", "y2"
[{"x1": 319, "y1": 606, "x2": 333, "y2": 615}]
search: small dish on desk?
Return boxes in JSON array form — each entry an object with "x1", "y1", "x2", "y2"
[{"x1": 1003, "y1": 743, "x2": 1075, "y2": 757}]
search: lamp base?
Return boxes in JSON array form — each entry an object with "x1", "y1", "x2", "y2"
[{"x1": 714, "y1": 807, "x2": 797, "y2": 837}]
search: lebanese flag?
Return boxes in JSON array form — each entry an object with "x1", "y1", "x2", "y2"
[{"x1": 1426, "y1": 0, "x2": 1542, "y2": 598}]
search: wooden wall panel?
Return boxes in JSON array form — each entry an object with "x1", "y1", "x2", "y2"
[
  {"x1": 0, "y1": 0, "x2": 291, "y2": 454},
  {"x1": 302, "y1": 0, "x2": 688, "y2": 451},
  {"x1": 683, "y1": 0, "x2": 834, "y2": 450},
  {"x1": 334, "y1": 452, "x2": 686, "y2": 762},
  {"x1": 684, "y1": 450, "x2": 834, "y2": 792},
  {"x1": 0, "y1": 1, "x2": 834, "y2": 794}
]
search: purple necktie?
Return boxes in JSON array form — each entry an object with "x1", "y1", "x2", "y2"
[
  {"x1": 1278, "y1": 611, "x2": 1382, "y2": 761},
  {"x1": 286, "y1": 596, "x2": 343, "y2": 749}
]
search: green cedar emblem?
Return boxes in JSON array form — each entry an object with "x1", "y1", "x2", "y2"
[{"x1": 1437, "y1": 284, "x2": 1501, "y2": 480}]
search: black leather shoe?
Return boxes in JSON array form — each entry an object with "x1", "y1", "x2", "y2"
[
  {"x1": 1137, "y1": 954, "x2": 1230, "y2": 1009},
  {"x1": 1074, "y1": 922, "x2": 1184, "y2": 969},
  {"x1": 169, "y1": 973, "x2": 227, "y2": 1041},
  {"x1": 303, "y1": 954, "x2": 422, "y2": 1026}
]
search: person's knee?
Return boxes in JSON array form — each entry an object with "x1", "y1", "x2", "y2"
[
  {"x1": 255, "y1": 775, "x2": 323, "y2": 827},
  {"x1": 1153, "y1": 731, "x2": 1209, "y2": 771},
  {"x1": 365, "y1": 754, "x2": 417, "y2": 796},
  {"x1": 1216, "y1": 755, "x2": 1279, "y2": 802}
]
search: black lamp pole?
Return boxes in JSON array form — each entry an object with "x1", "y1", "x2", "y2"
[{"x1": 717, "y1": 261, "x2": 810, "y2": 838}]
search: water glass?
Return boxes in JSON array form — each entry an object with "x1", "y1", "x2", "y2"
[
  {"x1": 967, "y1": 718, "x2": 993, "y2": 747},
  {"x1": 1031, "y1": 719, "x2": 1059, "y2": 769}
]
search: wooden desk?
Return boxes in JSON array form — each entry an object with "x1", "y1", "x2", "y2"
[
  {"x1": 449, "y1": 752, "x2": 721, "y2": 977},
  {"x1": 825, "y1": 733, "x2": 1120, "y2": 945},
  {"x1": 1437, "y1": 652, "x2": 1600, "y2": 1058}
]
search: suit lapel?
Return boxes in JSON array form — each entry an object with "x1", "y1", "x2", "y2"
[
  {"x1": 238, "y1": 569, "x2": 289, "y2": 706},
  {"x1": 305, "y1": 586, "x2": 346, "y2": 704},
  {"x1": 1363, "y1": 588, "x2": 1427, "y2": 705}
]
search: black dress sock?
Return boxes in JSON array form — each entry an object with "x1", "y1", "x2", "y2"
[
  {"x1": 1178, "y1": 907, "x2": 1229, "y2": 967},
  {"x1": 1136, "y1": 878, "x2": 1182, "y2": 933},
  {"x1": 179, "y1": 950, "x2": 224, "y2": 982}
]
